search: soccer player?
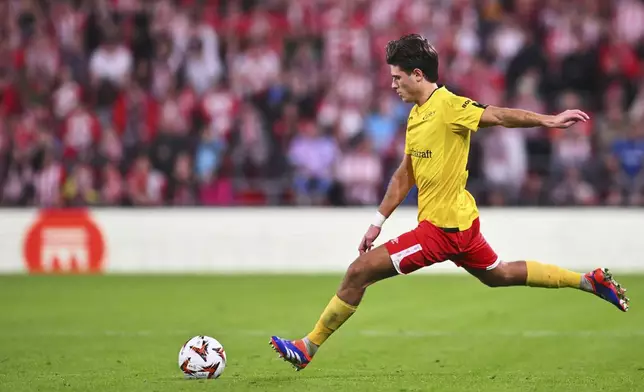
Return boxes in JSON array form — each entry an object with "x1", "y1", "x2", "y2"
[{"x1": 269, "y1": 34, "x2": 630, "y2": 371}]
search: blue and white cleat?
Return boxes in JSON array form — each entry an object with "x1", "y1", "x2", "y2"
[
  {"x1": 584, "y1": 268, "x2": 630, "y2": 312},
  {"x1": 269, "y1": 336, "x2": 312, "y2": 371}
]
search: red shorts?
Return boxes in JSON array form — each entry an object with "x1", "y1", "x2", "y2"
[{"x1": 383, "y1": 218, "x2": 500, "y2": 274}]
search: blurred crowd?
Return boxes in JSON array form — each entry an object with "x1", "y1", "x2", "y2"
[{"x1": 1, "y1": 0, "x2": 644, "y2": 208}]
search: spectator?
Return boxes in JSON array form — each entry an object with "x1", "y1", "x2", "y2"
[
  {"x1": 481, "y1": 126, "x2": 527, "y2": 203},
  {"x1": 100, "y1": 163, "x2": 124, "y2": 206},
  {"x1": 62, "y1": 162, "x2": 98, "y2": 207},
  {"x1": 33, "y1": 149, "x2": 63, "y2": 208},
  {"x1": 199, "y1": 153, "x2": 235, "y2": 206},
  {"x1": 230, "y1": 104, "x2": 271, "y2": 179},
  {"x1": 180, "y1": 10, "x2": 224, "y2": 96},
  {"x1": 334, "y1": 134, "x2": 383, "y2": 205},
  {"x1": 97, "y1": 126, "x2": 124, "y2": 167},
  {"x1": 60, "y1": 103, "x2": 101, "y2": 162},
  {"x1": 195, "y1": 126, "x2": 226, "y2": 183},
  {"x1": 229, "y1": 38, "x2": 281, "y2": 99},
  {"x1": 550, "y1": 92, "x2": 593, "y2": 175},
  {"x1": 0, "y1": 0, "x2": 641, "y2": 208},
  {"x1": 112, "y1": 82, "x2": 159, "y2": 158},
  {"x1": 166, "y1": 151, "x2": 197, "y2": 206},
  {"x1": 126, "y1": 154, "x2": 165, "y2": 206},
  {"x1": 287, "y1": 121, "x2": 338, "y2": 205},
  {"x1": 551, "y1": 167, "x2": 598, "y2": 206},
  {"x1": 89, "y1": 31, "x2": 133, "y2": 88},
  {"x1": 52, "y1": 66, "x2": 82, "y2": 120},
  {"x1": 518, "y1": 171, "x2": 551, "y2": 206},
  {"x1": 364, "y1": 95, "x2": 399, "y2": 155},
  {"x1": 610, "y1": 123, "x2": 644, "y2": 205},
  {"x1": 2, "y1": 152, "x2": 34, "y2": 206}
]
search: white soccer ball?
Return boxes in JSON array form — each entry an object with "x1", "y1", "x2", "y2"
[{"x1": 178, "y1": 335, "x2": 227, "y2": 379}]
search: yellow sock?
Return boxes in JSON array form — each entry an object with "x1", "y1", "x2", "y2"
[
  {"x1": 306, "y1": 295, "x2": 357, "y2": 346},
  {"x1": 526, "y1": 260, "x2": 582, "y2": 289}
]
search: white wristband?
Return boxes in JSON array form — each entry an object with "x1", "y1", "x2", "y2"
[{"x1": 372, "y1": 211, "x2": 386, "y2": 227}]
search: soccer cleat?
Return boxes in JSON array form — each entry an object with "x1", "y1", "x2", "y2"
[
  {"x1": 269, "y1": 336, "x2": 312, "y2": 371},
  {"x1": 584, "y1": 268, "x2": 630, "y2": 312}
]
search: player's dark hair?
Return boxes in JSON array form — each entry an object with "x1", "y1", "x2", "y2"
[{"x1": 385, "y1": 34, "x2": 439, "y2": 82}]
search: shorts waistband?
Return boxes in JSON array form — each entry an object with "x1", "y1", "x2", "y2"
[{"x1": 439, "y1": 227, "x2": 460, "y2": 233}]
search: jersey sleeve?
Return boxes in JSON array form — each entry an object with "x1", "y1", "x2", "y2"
[{"x1": 446, "y1": 94, "x2": 488, "y2": 132}]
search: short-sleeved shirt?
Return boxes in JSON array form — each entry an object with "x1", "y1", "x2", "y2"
[{"x1": 405, "y1": 86, "x2": 486, "y2": 231}]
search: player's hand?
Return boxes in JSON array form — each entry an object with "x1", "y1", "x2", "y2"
[
  {"x1": 359, "y1": 225, "x2": 381, "y2": 254},
  {"x1": 545, "y1": 109, "x2": 590, "y2": 129}
]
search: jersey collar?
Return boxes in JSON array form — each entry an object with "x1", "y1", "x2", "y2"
[{"x1": 416, "y1": 85, "x2": 444, "y2": 114}]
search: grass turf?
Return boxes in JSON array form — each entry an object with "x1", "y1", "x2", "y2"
[{"x1": 0, "y1": 274, "x2": 643, "y2": 392}]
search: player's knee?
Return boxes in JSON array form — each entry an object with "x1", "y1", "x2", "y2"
[
  {"x1": 345, "y1": 254, "x2": 373, "y2": 288},
  {"x1": 481, "y1": 263, "x2": 514, "y2": 287},
  {"x1": 345, "y1": 258, "x2": 367, "y2": 287}
]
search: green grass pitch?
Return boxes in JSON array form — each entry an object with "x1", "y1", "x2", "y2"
[{"x1": 1, "y1": 274, "x2": 643, "y2": 392}]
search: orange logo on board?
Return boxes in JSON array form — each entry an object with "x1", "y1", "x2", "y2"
[{"x1": 23, "y1": 210, "x2": 105, "y2": 274}]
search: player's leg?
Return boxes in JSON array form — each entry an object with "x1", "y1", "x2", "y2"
[
  {"x1": 304, "y1": 225, "x2": 441, "y2": 350},
  {"x1": 465, "y1": 261, "x2": 629, "y2": 312},
  {"x1": 336, "y1": 245, "x2": 398, "y2": 305},
  {"x1": 464, "y1": 260, "x2": 581, "y2": 288},
  {"x1": 269, "y1": 225, "x2": 435, "y2": 371},
  {"x1": 457, "y1": 220, "x2": 629, "y2": 312},
  {"x1": 269, "y1": 245, "x2": 397, "y2": 370},
  {"x1": 465, "y1": 260, "x2": 582, "y2": 288},
  {"x1": 305, "y1": 244, "x2": 397, "y2": 347}
]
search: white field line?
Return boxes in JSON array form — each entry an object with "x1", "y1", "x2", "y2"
[{"x1": 1, "y1": 329, "x2": 643, "y2": 338}]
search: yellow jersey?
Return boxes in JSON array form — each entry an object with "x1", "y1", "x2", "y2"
[{"x1": 405, "y1": 86, "x2": 486, "y2": 231}]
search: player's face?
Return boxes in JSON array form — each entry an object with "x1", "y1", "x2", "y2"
[{"x1": 390, "y1": 65, "x2": 420, "y2": 103}]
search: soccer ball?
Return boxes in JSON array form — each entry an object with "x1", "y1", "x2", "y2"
[{"x1": 178, "y1": 335, "x2": 227, "y2": 379}]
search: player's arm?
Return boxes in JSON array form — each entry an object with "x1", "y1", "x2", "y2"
[
  {"x1": 478, "y1": 106, "x2": 590, "y2": 129},
  {"x1": 377, "y1": 153, "x2": 415, "y2": 220},
  {"x1": 359, "y1": 154, "x2": 414, "y2": 253}
]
